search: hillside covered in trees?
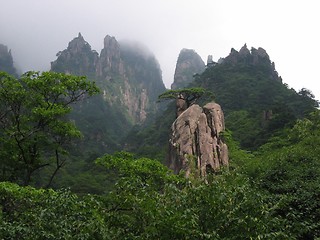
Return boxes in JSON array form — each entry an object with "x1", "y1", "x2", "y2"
[{"x1": 0, "y1": 40, "x2": 320, "y2": 239}]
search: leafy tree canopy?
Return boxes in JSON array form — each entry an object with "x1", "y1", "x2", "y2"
[
  {"x1": 158, "y1": 87, "x2": 214, "y2": 107},
  {"x1": 0, "y1": 71, "x2": 99, "y2": 186}
]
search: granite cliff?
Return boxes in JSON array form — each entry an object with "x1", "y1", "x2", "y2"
[
  {"x1": 51, "y1": 33, "x2": 166, "y2": 153},
  {"x1": 51, "y1": 33, "x2": 166, "y2": 124},
  {"x1": 168, "y1": 102, "x2": 229, "y2": 177},
  {"x1": 171, "y1": 49, "x2": 205, "y2": 90}
]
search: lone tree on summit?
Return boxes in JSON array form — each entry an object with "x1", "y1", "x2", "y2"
[{"x1": 158, "y1": 87, "x2": 213, "y2": 117}]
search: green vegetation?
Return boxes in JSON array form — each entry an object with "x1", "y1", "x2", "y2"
[
  {"x1": 158, "y1": 87, "x2": 214, "y2": 108},
  {"x1": 0, "y1": 71, "x2": 99, "y2": 186},
  {"x1": 4, "y1": 117, "x2": 320, "y2": 239},
  {"x1": 196, "y1": 62, "x2": 318, "y2": 149},
  {"x1": 0, "y1": 152, "x2": 287, "y2": 239},
  {"x1": 232, "y1": 110, "x2": 320, "y2": 239},
  {"x1": 1, "y1": 53, "x2": 320, "y2": 239}
]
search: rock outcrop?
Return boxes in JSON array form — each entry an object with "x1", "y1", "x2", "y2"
[
  {"x1": 219, "y1": 44, "x2": 281, "y2": 82},
  {"x1": 51, "y1": 33, "x2": 99, "y2": 77},
  {"x1": 50, "y1": 33, "x2": 167, "y2": 154},
  {"x1": 168, "y1": 102, "x2": 229, "y2": 177},
  {"x1": 171, "y1": 49, "x2": 205, "y2": 90},
  {"x1": 97, "y1": 35, "x2": 124, "y2": 77},
  {"x1": 0, "y1": 44, "x2": 17, "y2": 76},
  {"x1": 51, "y1": 33, "x2": 166, "y2": 124}
]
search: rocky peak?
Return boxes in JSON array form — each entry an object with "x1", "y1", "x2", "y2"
[
  {"x1": 97, "y1": 35, "x2": 124, "y2": 77},
  {"x1": 51, "y1": 33, "x2": 166, "y2": 124},
  {"x1": 51, "y1": 33, "x2": 99, "y2": 76},
  {"x1": 168, "y1": 102, "x2": 229, "y2": 178},
  {"x1": 239, "y1": 43, "x2": 250, "y2": 57},
  {"x1": 251, "y1": 47, "x2": 269, "y2": 64},
  {"x1": 0, "y1": 44, "x2": 17, "y2": 76},
  {"x1": 0, "y1": 44, "x2": 9, "y2": 55},
  {"x1": 171, "y1": 49, "x2": 205, "y2": 90},
  {"x1": 222, "y1": 44, "x2": 280, "y2": 81},
  {"x1": 224, "y1": 44, "x2": 271, "y2": 64},
  {"x1": 68, "y1": 32, "x2": 86, "y2": 54}
]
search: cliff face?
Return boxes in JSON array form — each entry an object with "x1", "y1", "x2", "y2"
[
  {"x1": 97, "y1": 35, "x2": 124, "y2": 77},
  {"x1": 50, "y1": 33, "x2": 166, "y2": 153},
  {"x1": 51, "y1": 33, "x2": 99, "y2": 77},
  {"x1": 51, "y1": 33, "x2": 166, "y2": 124},
  {"x1": 218, "y1": 44, "x2": 281, "y2": 82},
  {"x1": 168, "y1": 102, "x2": 229, "y2": 178},
  {"x1": 0, "y1": 44, "x2": 17, "y2": 76},
  {"x1": 171, "y1": 49, "x2": 205, "y2": 90}
]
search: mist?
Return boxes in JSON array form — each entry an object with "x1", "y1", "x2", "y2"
[{"x1": 1, "y1": 0, "x2": 319, "y2": 99}]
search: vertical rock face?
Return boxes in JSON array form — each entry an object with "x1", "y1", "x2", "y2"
[
  {"x1": 168, "y1": 102, "x2": 229, "y2": 177},
  {"x1": 97, "y1": 35, "x2": 124, "y2": 77},
  {"x1": 51, "y1": 33, "x2": 166, "y2": 124},
  {"x1": 0, "y1": 44, "x2": 17, "y2": 76},
  {"x1": 51, "y1": 33, "x2": 99, "y2": 77},
  {"x1": 171, "y1": 49, "x2": 205, "y2": 90},
  {"x1": 119, "y1": 40, "x2": 166, "y2": 122}
]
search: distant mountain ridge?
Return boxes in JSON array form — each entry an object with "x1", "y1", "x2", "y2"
[
  {"x1": 126, "y1": 44, "x2": 318, "y2": 155},
  {"x1": 51, "y1": 33, "x2": 166, "y2": 124},
  {"x1": 0, "y1": 44, "x2": 18, "y2": 76},
  {"x1": 49, "y1": 33, "x2": 167, "y2": 158}
]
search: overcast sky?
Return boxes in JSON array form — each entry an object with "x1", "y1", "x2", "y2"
[{"x1": 1, "y1": 0, "x2": 319, "y2": 99}]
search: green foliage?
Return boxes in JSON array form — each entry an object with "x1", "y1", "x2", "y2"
[
  {"x1": 0, "y1": 71, "x2": 99, "y2": 186},
  {"x1": 195, "y1": 61, "x2": 318, "y2": 149},
  {"x1": 238, "y1": 110, "x2": 320, "y2": 239},
  {"x1": 158, "y1": 87, "x2": 214, "y2": 106},
  {"x1": 95, "y1": 152, "x2": 287, "y2": 239},
  {"x1": 2, "y1": 149, "x2": 310, "y2": 239},
  {"x1": 96, "y1": 151, "x2": 182, "y2": 190},
  {"x1": 122, "y1": 105, "x2": 176, "y2": 162},
  {"x1": 225, "y1": 110, "x2": 261, "y2": 149},
  {"x1": 0, "y1": 182, "x2": 107, "y2": 240}
]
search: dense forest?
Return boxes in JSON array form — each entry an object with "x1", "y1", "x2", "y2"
[{"x1": 1, "y1": 41, "x2": 320, "y2": 239}]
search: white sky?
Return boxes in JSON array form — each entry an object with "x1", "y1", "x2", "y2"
[{"x1": 0, "y1": 0, "x2": 319, "y2": 99}]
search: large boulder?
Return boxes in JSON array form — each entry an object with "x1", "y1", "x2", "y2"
[{"x1": 168, "y1": 102, "x2": 229, "y2": 177}]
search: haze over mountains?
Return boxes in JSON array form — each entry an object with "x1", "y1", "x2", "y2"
[
  {"x1": 1, "y1": 29, "x2": 320, "y2": 238},
  {"x1": 1, "y1": 34, "x2": 318, "y2": 156}
]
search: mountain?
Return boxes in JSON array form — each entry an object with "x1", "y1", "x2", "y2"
[
  {"x1": 196, "y1": 44, "x2": 318, "y2": 149},
  {"x1": 52, "y1": 33, "x2": 165, "y2": 124},
  {"x1": 51, "y1": 33, "x2": 99, "y2": 77},
  {"x1": 51, "y1": 33, "x2": 166, "y2": 154},
  {"x1": 0, "y1": 44, "x2": 18, "y2": 76},
  {"x1": 128, "y1": 44, "x2": 318, "y2": 156},
  {"x1": 49, "y1": 33, "x2": 167, "y2": 192},
  {"x1": 171, "y1": 48, "x2": 205, "y2": 89}
]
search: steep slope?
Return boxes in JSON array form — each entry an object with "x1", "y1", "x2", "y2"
[
  {"x1": 171, "y1": 49, "x2": 205, "y2": 90},
  {"x1": 52, "y1": 34, "x2": 165, "y2": 125},
  {"x1": 51, "y1": 33, "x2": 99, "y2": 77},
  {"x1": 196, "y1": 44, "x2": 318, "y2": 149},
  {"x1": 0, "y1": 44, "x2": 18, "y2": 76},
  {"x1": 128, "y1": 44, "x2": 318, "y2": 157},
  {"x1": 49, "y1": 33, "x2": 166, "y2": 192}
]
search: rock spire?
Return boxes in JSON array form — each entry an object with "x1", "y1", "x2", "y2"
[
  {"x1": 171, "y1": 49, "x2": 205, "y2": 90},
  {"x1": 168, "y1": 102, "x2": 229, "y2": 178}
]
